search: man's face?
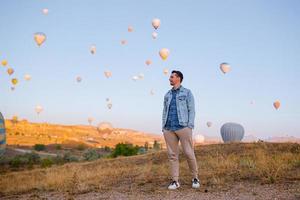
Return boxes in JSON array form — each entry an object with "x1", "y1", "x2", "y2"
[{"x1": 169, "y1": 73, "x2": 180, "y2": 86}]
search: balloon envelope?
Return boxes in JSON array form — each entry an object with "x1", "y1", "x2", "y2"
[
  {"x1": 128, "y1": 26, "x2": 134, "y2": 32},
  {"x1": 152, "y1": 32, "x2": 158, "y2": 39},
  {"x1": 11, "y1": 78, "x2": 18, "y2": 85},
  {"x1": 104, "y1": 71, "x2": 112, "y2": 78},
  {"x1": 220, "y1": 63, "x2": 231, "y2": 74},
  {"x1": 206, "y1": 121, "x2": 212, "y2": 127},
  {"x1": 220, "y1": 122, "x2": 244, "y2": 143},
  {"x1": 7, "y1": 68, "x2": 14, "y2": 75},
  {"x1": 163, "y1": 68, "x2": 169, "y2": 75},
  {"x1": 152, "y1": 18, "x2": 161, "y2": 29},
  {"x1": 159, "y1": 48, "x2": 170, "y2": 60},
  {"x1": 34, "y1": 32, "x2": 46, "y2": 46},
  {"x1": 1, "y1": 60, "x2": 8, "y2": 66},
  {"x1": 24, "y1": 74, "x2": 32, "y2": 81},
  {"x1": 35, "y1": 105, "x2": 43, "y2": 114},
  {"x1": 90, "y1": 45, "x2": 96, "y2": 54},
  {"x1": 273, "y1": 100, "x2": 281, "y2": 110}
]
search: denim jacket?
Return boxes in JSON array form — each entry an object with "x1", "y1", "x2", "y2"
[{"x1": 162, "y1": 85, "x2": 195, "y2": 131}]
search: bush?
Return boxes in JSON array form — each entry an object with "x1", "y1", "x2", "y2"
[
  {"x1": 34, "y1": 144, "x2": 46, "y2": 151},
  {"x1": 41, "y1": 157, "x2": 54, "y2": 168},
  {"x1": 55, "y1": 144, "x2": 62, "y2": 150},
  {"x1": 24, "y1": 152, "x2": 41, "y2": 165},
  {"x1": 63, "y1": 152, "x2": 79, "y2": 162},
  {"x1": 111, "y1": 143, "x2": 140, "y2": 158},
  {"x1": 83, "y1": 149, "x2": 100, "y2": 161},
  {"x1": 9, "y1": 156, "x2": 28, "y2": 168},
  {"x1": 76, "y1": 144, "x2": 87, "y2": 151}
]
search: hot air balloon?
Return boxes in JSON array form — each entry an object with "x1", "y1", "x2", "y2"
[
  {"x1": 24, "y1": 74, "x2": 32, "y2": 81},
  {"x1": 76, "y1": 76, "x2": 82, "y2": 82},
  {"x1": 34, "y1": 32, "x2": 46, "y2": 46},
  {"x1": 150, "y1": 89, "x2": 155, "y2": 95},
  {"x1": 90, "y1": 45, "x2": 96, "y2": 54},
  {"x1": 159, "y1": 48, "x2": 170, "y2": 61},
  {"x1": 0, "y1": 112, "x2": 6, "y2": 156},
  {"x1": 220, "y1": 63, "x2": 231, "y2": 74},
  {"x1": 121, "y1": 40, "x2": 127, "y2": 45},
  {"x1": 7, "y1": 68, "x2": 14, "y2": 75},
  {"x1": 128, "y1": 26, "x2": 134, "y2": 32},
  {"x1": 88, "y1": 117, "x2": 94, "y2": 125},
  {"x1": 273, "y1": 100, "x2": 281, "y2": 110},
  {"x1": 152, "y1": 18, "x2": 161, "y2": 29},
  {"x1": 163, "y1": 68, "x2": 169, "y2": 75},
  {"x1": 104, "y1": 71, "x2": 112, "y2": 78},
  {"x1": 132, "y1": 76, "x2": 139, "y2": 81},
  {"x1": 10, "y1": 86, "x2": 15, "y2": 91},
  {"x1": 1, "y1": 60, "x2": 8, "y2": 66},
  {"x1": 106, "y1": 98, "x2": 110, "y2": 102},
  {"x1": 107, "y1": 103, "x2": 112, "y2": 109},
  {"x1": 35, "y1": 105, "x2": 43, "y2": 115},
  {"x1": 206, "y1": 121, "x2": 212, "y2": 128},
  {"x1": 220, "y1": 122, "x2": 244, "y2": 143},
  {"x1": 145, "y1": 60, "x2": 152, "y2": 66},
  {"x1": 138, "y1": 73, "x2": 144, "y2": 80},
  {"x1": 152, "y1": 32, "x2": 158, "y2": 39},
  {"x1": 194, "y1": 134, "x2": 205, "y2": 144},
  {"x1": 42, "y1": 8, "x2": 49, "y2": 15},
  {"x1": 11, "y1": 78, "x2": 18, "y2": 85}
]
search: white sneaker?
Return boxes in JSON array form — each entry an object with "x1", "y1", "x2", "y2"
[
  {"x1": 168, "y1": 180, "x2": 180, "y2": 190},
  {"x1": 192, "y1": 178, "x2": 200, "y2": 189}
]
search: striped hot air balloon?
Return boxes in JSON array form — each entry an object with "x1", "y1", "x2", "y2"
[
  {"x1": 0, "y1": 112, "x2": 6, "y2": 156},
  {"x1": 220, "y1": 122, "x2": 244, "y2": 143}
]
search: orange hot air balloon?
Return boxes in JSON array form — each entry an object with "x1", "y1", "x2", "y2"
[
  {"x1": 128, "y1": 25, "x2": 134, "y2": 32},
  {"x1": 11, "y1": 78, "x2": 18, "y2": 85},
  {"x1": 273, "y1": 100, "x2": 281, "y2": 110},
  {"x1": 34, "y1": 32, "x2": 46, "y2": 46},
  {"x1": 220, "y1": 63, "x2": 231, "y2": 74},
  {"x1": 1, "y1": 60, "x2": 8, "y2": 66},
  {"x1": 152, "y1": 18, "x2": 161, "y2": 29},
  {"x1": 7, "y1": 68, "x2": 14, "y2": 75},
  {"x1": 104, "y1": 71, "x2": 112, "y2": 78},
  {"x1": 145, "y1": 60, "x2": 152, "y2": 66},
  {"x1": 159, "y1": 48, "x2": 170, "y2": 61}
]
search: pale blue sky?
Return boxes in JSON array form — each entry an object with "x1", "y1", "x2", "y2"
[{"x1": 1, "y1": 0, "x2": 299, "y2": 139}]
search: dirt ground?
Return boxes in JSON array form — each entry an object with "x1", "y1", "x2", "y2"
[{"x1": 2, "y1": 181, "x2": 300, "y2": 200}]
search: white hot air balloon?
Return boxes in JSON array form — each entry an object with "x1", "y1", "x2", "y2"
[
  {"x1": 24, "y1": 74, "x2": 32, "y2": 81},
  {"x1": 107, "y1": 102, "x2": 112, "y2": 109},
  {"x1": 163, "y1": 68, "x2": 169, "y2": 75},
  {"x1": 138, "y1": 73, "x2": 144, "y2": 80},
  {"x1": 206, "y1": 121, "x2": 212, "y2": 128},
  {"x1": 132, "y1": 76, "x2": 139, "y2": 81},
  {"x1": 152, "y1": 18, "x2": 161, "y2": 29},
  {"x1": 90, "y1": 45, "x2": 96, "y2": 54},
  {"x1": 150, "y1": 89, "x2": 155, "y2": 95},
  {"x1": 220, "y1": 63, "x2": 231, "y2": 74},
  {"x1": 35, "y1": 105, "x2": 43, "y2": 115},
  {"x1": 42, "y1": 8, "x2": 49, "y2": 15},
  {"x1": 152, "y1": 32, "x2": 158, "y2": 39},
  {"x1": 88, "y1": 117, "x2": 94, "y2": 125}
]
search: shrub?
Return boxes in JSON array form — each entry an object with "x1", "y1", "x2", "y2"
[
  {"x1": 83, "y1": 149, "x2": 100, "y2": 161},
  {"x1": 34, "y1": 144, "x2": 46, "y2": 151},
  {"x1": 55, "y1": 144, "x2": 62, "y2": 150},
  {"x1": 41, "y1": 157, "x2": 54, "y2": 168},
  {"x1": 76, "y1": 144, "x2": 87, "y2": 151},
  {"x1": 111, "y1": 143, "x2": 140, "y2": 158},
  {"x1": 63, "y1": 152, "x2": 79, "y2": 162}
]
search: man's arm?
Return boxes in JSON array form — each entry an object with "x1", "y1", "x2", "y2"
[{"x1": 187, "y1": 90, "x2": 195, "y2": 129}]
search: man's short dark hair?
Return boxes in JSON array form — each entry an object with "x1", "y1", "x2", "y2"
[{"x1": 171, "y1": 70, "x2": 183, "y2": 83}]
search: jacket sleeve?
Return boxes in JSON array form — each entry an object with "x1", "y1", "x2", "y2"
[{"x1": 187, "y1": 90, "x2": 195, "y2": 129}]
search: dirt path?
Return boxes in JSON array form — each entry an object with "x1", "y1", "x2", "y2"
[{"x1": 2, "y1": 181, "x2": 300, "y2": 200}]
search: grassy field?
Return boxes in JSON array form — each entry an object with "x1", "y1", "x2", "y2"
[{"x1": 0, "y1": 142, "x2": 299, "y2": 197}]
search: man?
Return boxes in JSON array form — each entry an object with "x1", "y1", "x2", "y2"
[{"x1": 162, "y1": 70, "x2": 200, "y2": 190}]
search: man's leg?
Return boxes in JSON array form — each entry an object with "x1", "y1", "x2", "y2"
[
  {"x1": 163, "y1": 129, "x2": 180, "y2": 182},
  {"x1": 175, "y1": 127, "x2": 198, "y2": 179}
]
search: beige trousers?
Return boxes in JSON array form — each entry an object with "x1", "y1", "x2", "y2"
[{"x1": 163, "y1": 127, "x2": 198, "y2": 182}]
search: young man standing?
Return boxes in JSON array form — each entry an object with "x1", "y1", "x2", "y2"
[{"x1": 162, "y1": 70, "x2": 200, "y2": 190}]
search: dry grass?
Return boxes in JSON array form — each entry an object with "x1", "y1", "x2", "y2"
[{"x1": 0, "y1": 142, "x2": 299, "y2": 196}]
